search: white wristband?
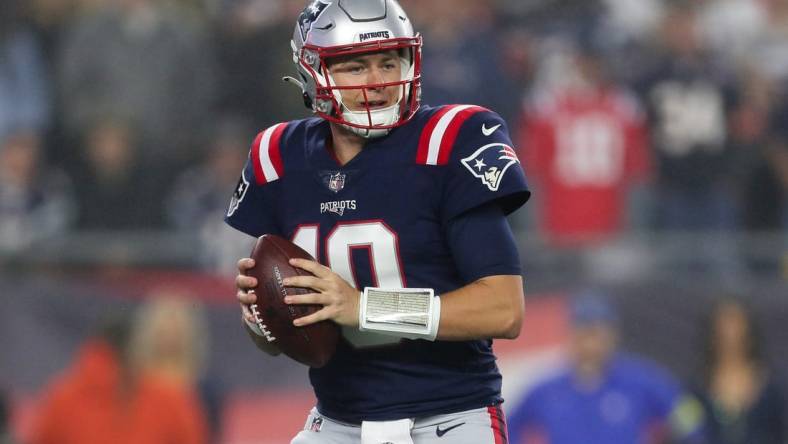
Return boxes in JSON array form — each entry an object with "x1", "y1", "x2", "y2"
[{"x1": 358, "y1": 287, "x2": 441, "y2": 341}]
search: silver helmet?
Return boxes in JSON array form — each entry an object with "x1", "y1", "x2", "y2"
[{"x1": 286, "y1": 0, "x2": 422, "y2": 138}]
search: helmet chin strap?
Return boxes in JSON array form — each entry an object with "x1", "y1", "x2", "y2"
[{"x1": 340, "y1": 103, "x2": 400, "y2": 139}]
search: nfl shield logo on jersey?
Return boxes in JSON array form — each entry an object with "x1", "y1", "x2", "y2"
[
  {"x1": 461, "y1": 143, "x2": 520, "y2": 192},
  {"x1": 327, "y1": 172, "x2": 346, "y2": 193}
]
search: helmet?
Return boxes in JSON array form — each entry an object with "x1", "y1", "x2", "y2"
[{"x1": 287, "y1": 0, "x2": 422, "y2": 138}]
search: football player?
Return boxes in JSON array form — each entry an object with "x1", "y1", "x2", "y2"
[{"x1": 226, "y1": 1, "x2": 530, "y2": 443}]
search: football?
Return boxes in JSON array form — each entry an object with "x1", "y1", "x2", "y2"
[{"x1": 244, "y1": 234, "x2": 339, "y2": 367}]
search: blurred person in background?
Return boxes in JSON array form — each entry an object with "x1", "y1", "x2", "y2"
[
  {"x1": 726, "y1": 68, "x2": 785, "y2": 233},
  {"x1": 0, "y1": 131, "x2": 75, "y2": 255},
  {"x1": 767, "y1": 89, "x2": 788, "y2": 229},
  {"x1": 697, "y1": 0, "x2": 768, "y2": 65},
  {"x1": 636, "y1": 1, "x2": 737, "y2": 232},
  {"x1": 743, "y1": 0, "x2": 788, "y2": 84},
  {"x1": 166, "y1": 116, "x2": 253, "y2": 272},
  {"x1": 692, "y1": 299, "x2": 785, "y2": 444},
  {"x1": 601, "y1": 0, "x2": 664, "y2": 45},
  {"x1": 494, "y1": 0, "x2": 605, "y2": 34},
  {"x1": 213, "y1": 0, "x2": 307, "y2": 126},
  {"x1": 409, "y1": 0, "x2": 521, "y2": 123},
  {"x1": 132, "y1": 292, "x2": 221, "y2": 442},
  {"x1": 70, "y1": 118, "x2": 161, "y2": 229},
  {"x1": 57, "y1": 0, "x2": 216, "y2": 184},
  {"x1": 30, "y1": 306, "x2": 208, "y2": 444},
  {"x1": 0, "y1": 0, "x2": 50, "y2": 153},
  {"x1": 634, "y1": 1, "x2": 746, "y2": 280},
  {"x1": 519, "y1": 41, "x2": 651, "y2": 246},
  {"x1": 507, "y1": 293, "x2": 704, "y2": 444}
]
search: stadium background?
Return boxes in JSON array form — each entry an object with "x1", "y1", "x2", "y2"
[{"x1": 1, "y1": 0, "x2": 787, "y2": 442}]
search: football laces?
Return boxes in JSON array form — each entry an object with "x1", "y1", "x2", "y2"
[{"x1": 250, "y1": 303, "x2": 277, "y2": 343}]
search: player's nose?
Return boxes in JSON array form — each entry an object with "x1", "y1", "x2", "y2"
[{"x1": 366, "y1": 67, "x2": 386, "y2": 89}]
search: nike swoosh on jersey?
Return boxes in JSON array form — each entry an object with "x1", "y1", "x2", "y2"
[
  {"x1": 482, "y1": 123, "x2": 501, "y2": 136},
  {"x1": 436, "y1": 422, "x2": 466, "y2": 437}
]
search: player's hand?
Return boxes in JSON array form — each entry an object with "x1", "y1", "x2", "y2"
[
  {"x1": 236, "y1": 257, "x2": 258, "y2": 323},
  {"x1": 283, "y1": 258, "x2": 360, "y2": 328},
  {"x1": 235, "y1": 257, "x2": 281, "y2": 356}
]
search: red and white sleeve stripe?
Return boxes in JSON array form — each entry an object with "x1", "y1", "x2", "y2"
[
  {"x1": 416, "y1": 105, "x2": 488, "y2": 166},
  {"x1": 250, "y1": 122, "x2": 288, "y2": 185}
]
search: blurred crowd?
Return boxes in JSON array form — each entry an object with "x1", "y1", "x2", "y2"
[{"x1": 1, "y1": 0, "x2": 787, "y2": 271}]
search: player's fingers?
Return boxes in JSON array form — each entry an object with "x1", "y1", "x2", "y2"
[
  {"x1": 293, "y1": 307, "x2": 332, "y2": 327},
  {"x1": 237, "y1": 258, "x2": 255, "y2": 271},
  {"x1": 283, "y1": 275, "x2": 326, "y2": 291},
  {"x1": 236, "y1": 274, "x2": 257, "y2": 290},
  {"x1": 237, "y1": 289, "x2": 257, "y2": 304},
  {"x1": 284, "y1": 293, "x2": 324, "y2": 306},
  {"x1": 289, "y1": 258, "x2": 332, "y2": 277}
]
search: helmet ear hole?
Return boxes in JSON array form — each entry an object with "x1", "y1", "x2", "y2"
[{"x1": 302, "y1": 92, "x2": 313, "y2": 109}]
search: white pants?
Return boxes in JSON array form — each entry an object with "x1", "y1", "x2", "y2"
[{"x1": 291, "y1": 405, "x2": 508, "y2": 444}]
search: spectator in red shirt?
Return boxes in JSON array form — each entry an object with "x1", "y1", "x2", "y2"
[
  {"x1": 30, "y1": 311, "x2": 208, "y2": 444},
  {"x1": 519, "y1": 43, "x2": 651, "y2": 246}
]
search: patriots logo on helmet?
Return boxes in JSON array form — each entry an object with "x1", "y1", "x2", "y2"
[
  {"x1": 461, "y1": 143, "x2": 520, "y2": 192},
  {"x1": 298, "y1": 0, "x2": 331, "y2": 41}
]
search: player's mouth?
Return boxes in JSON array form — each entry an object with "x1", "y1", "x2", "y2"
[{"x1": 361, "y1": 99, "x2": 389, "y2": 110}]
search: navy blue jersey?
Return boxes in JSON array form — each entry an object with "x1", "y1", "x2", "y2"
[{"x1": 225, "y1": 104, "x2": 530, "y2": 422}]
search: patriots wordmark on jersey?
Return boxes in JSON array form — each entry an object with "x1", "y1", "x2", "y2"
[{"x1": 225, "y1": 104, "x2": 530, "y2": 423}]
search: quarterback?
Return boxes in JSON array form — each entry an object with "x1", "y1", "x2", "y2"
[{"x1": 226, "y1": 0, "x2": 530, "y2": 442}]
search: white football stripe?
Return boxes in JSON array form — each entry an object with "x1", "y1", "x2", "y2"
[
  {"x1": 426, "y1": 105, "x2": 476, "y2": 165},
  {"x1": 258, "y1": 123, "x2": 286, "y2": 182}
]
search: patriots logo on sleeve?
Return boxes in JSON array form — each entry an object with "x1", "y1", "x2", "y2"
[
  {"x1": 461, "y1": 143, "x2": 520, "y2": 192},
  {"x1": 226, "y1": 171, "x2": 250, "y2": 217}
]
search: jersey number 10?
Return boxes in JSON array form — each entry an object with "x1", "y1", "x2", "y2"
[{"x1": 292, "y1": 220, "x2": 406, "y2": 348}]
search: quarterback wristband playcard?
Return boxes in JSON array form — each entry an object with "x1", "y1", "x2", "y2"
[{"x1": 359, "y1": 287, "x2": 440, "y2": 340}]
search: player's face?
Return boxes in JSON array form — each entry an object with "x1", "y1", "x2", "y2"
[{"x1": 327, "y1": 50, "x2": 402, "y2": 112}]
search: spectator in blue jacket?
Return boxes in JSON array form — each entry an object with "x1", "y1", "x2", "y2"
[{"x1": 507, "y1": 293, "x2": 704, "y2": 444}]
